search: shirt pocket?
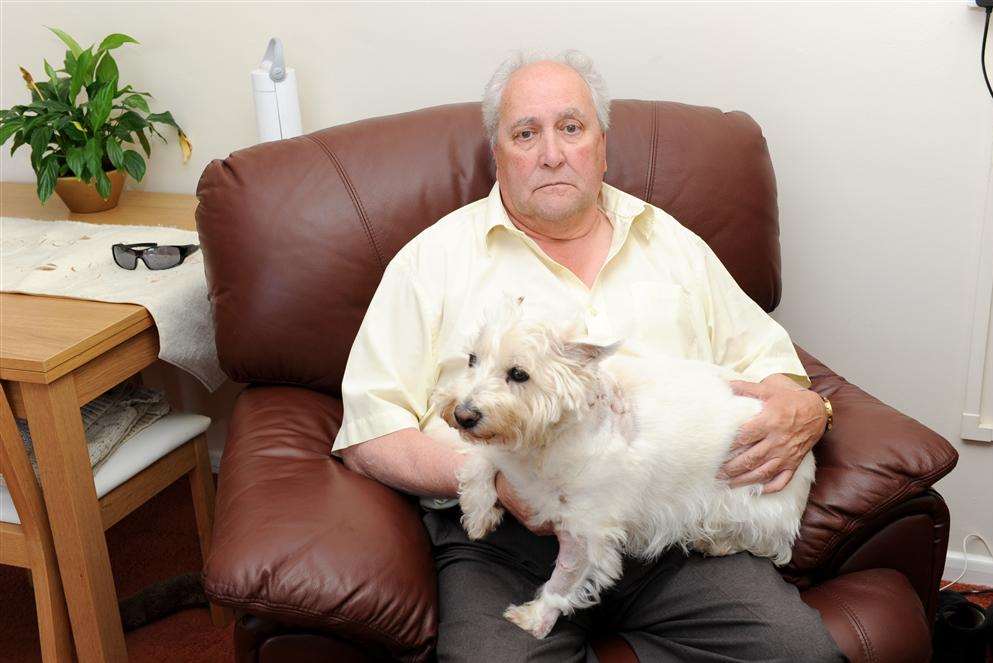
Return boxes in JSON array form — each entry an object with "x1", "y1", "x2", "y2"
[{"x1": 628, "y1": 281, "x2": 699, "y2": 356}]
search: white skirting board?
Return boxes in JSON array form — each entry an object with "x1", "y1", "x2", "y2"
[{"x1": 943, "y1": 551, "x2": 993, "y2": 587}]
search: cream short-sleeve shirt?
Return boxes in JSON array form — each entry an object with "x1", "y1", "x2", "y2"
[{"x1": 332, "y1": 182, "x2": 808, "y2": 454}]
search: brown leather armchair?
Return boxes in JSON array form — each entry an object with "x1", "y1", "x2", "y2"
[{"x1": 195, "y1": 101, "x2": 959, "y2": 663}]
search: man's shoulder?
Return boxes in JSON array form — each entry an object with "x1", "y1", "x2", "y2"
[{"x1": 389, "y1": 196, "x2": 489, "y2": 272}]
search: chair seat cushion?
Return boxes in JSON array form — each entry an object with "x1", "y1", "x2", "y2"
[
  {"x1": 801, "y1": 568, "x2": 932, "y2": 663},
  {"x1": 1, "y1": 412, "x2": 210, "y2": 524}
]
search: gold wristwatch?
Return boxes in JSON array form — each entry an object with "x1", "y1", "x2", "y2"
[{"x1": 819, "y1": 394, "x2": 834, "y2": 431}]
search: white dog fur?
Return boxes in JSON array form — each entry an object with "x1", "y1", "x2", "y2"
[{"x1": 426, "y1": 297, "x2": 816, "y2": 640}]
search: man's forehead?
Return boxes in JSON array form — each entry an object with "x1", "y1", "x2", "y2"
[{"x1": 508, "y1": 107, "x2": 587, "y2": 129}]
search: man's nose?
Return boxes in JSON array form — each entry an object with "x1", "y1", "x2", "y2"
[
  {"x1": 454, "y1": 403, "x2": 482, "y2": 429},
  {"x1": 540, "y1": 133, "x2": 565, "y2": 169}
]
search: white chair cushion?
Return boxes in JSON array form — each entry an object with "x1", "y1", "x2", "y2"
[{"x1": 1, "y1": 412, "x2": 210, "y2": 525}]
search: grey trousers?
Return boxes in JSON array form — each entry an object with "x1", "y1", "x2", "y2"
[{"x1": 423, "y1": 507, "x2": 846, "y2": 663}]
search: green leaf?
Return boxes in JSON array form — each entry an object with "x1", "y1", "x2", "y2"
[
  {"x1": 116, "y1": 110, "x2": 148, "y2": 132},
  {"x1": 121, "y1": 94, "x2": 149, "y2": 113},
  {"x1": 105, "y1": 139, "x2": 124, "y2": 169},
  {"x1": 63, "y1": 50, "x2": 77, "y2": 79},
  {"x1": 69, "y1": 49, "x2": 94, "y2": 102},
  {"x1": 40, "y1": 97, "x2": 71, "y2": 113},
  {"x1": 62, "y1": 121, "x2": 86, "y2": 142},
  {"x1": 29, "y1": 126, "x2": 53, "y2": 168},
  {"x1": 94, "y1": 52, "x2": 118, "y2": 86},
  {"x1": 95, "y1": 169, "x2": 112, "y2": 199},
  {"x1": 97, "y1": 33, "x2": 138, "y2": 53},
  {"x1": 86, "y1": 82, "x2": 115, "y2": 131},
  {"x1": 122, "y1": 149, "x2": 146, "y2": 182},
  {"x1": 44, "y1": 59, "x2": 59, "y2": 83},
  {"x1": 47, "y1": 26, "x2": 83, "y2": 57},
  {"x1": 37, "y1": 156, "x2": 60, "y2": 203},
  {"x1": 0, "y1": 119, "x2": 22, "y2": 145},
  {"x1": 136, "y1": 128, "x2": 151, "y2": 157},
  {"x1": 10, "y1": 130, "x2": 28, "y2": 156},
  {"x1": 84, "y1": 136, "x2": 103, "y2": 177},
  {"x1": 146, "y1": 110, "x2": 179, "y2": 130},
  {"x1": 66, "y1": 146, "x2": 86, "y2": 177}
]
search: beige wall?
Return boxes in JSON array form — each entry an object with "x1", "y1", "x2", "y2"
[{"x1": 3, "y1": 1, "x2": 992, "y2": 575}]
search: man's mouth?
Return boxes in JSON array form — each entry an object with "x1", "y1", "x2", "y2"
[{"x1": 536, "y1": 182, "x2": 572, "y2": 191}]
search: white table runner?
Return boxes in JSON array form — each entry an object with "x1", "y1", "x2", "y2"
[{"x1": 1, "y1": 216, "x2": 226, "y2": 392}]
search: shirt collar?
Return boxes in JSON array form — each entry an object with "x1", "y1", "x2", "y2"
[{"x1": 482, "y1": 181, "x2": 652, "y2": 253}]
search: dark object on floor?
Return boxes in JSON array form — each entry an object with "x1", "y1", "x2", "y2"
[
  {"x1": 932, "y1": 590, "x2": 989, "y2": 663},
  {"x1": 119, "y1": 572, "x2": 207, "y2": 632}
]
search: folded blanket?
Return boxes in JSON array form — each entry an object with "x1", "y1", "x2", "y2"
[
  {"x1": 1, "y1": 216, "x2": 226, "y2": 391},
  {"x1": 16, "y1": 382, "x2": 171, "y2": 479}
]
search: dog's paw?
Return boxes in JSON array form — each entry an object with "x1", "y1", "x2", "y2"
[
  {"x1": 461, "y1": 506, "x2": 504, "y2": 540},
  {"x1": 693, "y1": 538, "x2": 736, "y2": 558},
  {"x1": 503, "y1": 600, "x2": 559, "y2": 639}
]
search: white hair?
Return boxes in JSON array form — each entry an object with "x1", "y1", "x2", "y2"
[{"x1": 481, "y1": 49, "x2": 611, "y2": 147}]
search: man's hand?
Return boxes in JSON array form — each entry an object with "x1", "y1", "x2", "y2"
[
  {"x1": 495, "y1": 472, "x2": 554, "y2": 535},
  {"x1": 719, "y1": 377, "x2": 827, "y2": 494}
]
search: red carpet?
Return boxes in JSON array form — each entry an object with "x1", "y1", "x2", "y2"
[{"x1": 0, "y1": 477, "x2": 234, "y2": 662}]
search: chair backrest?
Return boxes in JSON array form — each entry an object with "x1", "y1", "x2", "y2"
[{"x1": 195, "y1": 100, "x2": 781, "y2": 394}]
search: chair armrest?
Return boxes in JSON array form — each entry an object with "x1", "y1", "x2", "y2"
[
  {"x1": 787, "y1": 346, "x2": 958, "y2": 578},
  {"x1": 202, "y1": 386, "x2": 437, "y2": 663}
]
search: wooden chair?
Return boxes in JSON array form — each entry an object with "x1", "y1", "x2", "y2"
[{"x1": 0, "y1": 384, "x2": 230, "y2": 662}]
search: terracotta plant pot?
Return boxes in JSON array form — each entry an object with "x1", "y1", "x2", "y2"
[{"x1": 54, "y1": 169, "x2": 126, "y2": 213}]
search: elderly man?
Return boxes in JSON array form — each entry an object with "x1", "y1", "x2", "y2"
[{"x1": 333, "y1": 51, "x2": 844, "y2": 662}]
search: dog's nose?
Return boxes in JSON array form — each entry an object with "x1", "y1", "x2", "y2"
[{"x1": 454, "y1": 404, "x2": 482, "y2": 429}]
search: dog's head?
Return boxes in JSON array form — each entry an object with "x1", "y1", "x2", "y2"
[{"x1": 431, "y1": 295, "x2": 620, "y2": 451}]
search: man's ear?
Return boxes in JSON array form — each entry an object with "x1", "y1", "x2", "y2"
[{"x1": 563, "y1": 339, "x2": 622, "y2": 366}]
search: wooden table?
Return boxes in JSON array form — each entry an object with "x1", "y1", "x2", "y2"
[{"x1": 1, "y1": 182, "x2": 198, "y2": 662}]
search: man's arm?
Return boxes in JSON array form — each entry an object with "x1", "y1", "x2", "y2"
[
  {"x1": 341, "y1": 429, "x2": 554, "y2": 535},
  {"x1": 340, "y1": 427, "x2": 464, "y2": 498}
]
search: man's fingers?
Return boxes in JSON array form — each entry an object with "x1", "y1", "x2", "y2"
[
  {"x1": 729, "y1": 380, "x2": 766, "y2": 398},
  {"x1": 720, "y1": 438, "x2": 776, "y2": 477},
  {"x1": 726, "y1": 458, "x2": 781, "y2": 488},
  {"x1": 761, "y1": 469, "x2": 795, "y2": 494}
]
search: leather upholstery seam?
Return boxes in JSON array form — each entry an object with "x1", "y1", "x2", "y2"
[
  {"x1": 204, "y1": 586, "x2": 427, "y2": 657},
  {"x1": 821, "y1": 584, "x2": 874, "y2": 662},
  {"x1": 644, "y1": 101, "x2": 659, "y2": 202},
  {"x1": 808, "y1": 453, "x2": 958, "y2": 570},
  {"x1": 304, "y1": 134, "x2": 387, "y2": 270}
]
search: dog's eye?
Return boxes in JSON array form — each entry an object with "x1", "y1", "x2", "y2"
[
  {"x1": 468, "y1": 353, "x2": 477, "y2": 367},
  {"x1": 507, "y1": 367, "x2": 529, "y2": 383}
]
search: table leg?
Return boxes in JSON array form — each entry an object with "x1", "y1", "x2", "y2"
[{"x1": 22, "y1": 375, "x2": 128, "y2": 663}]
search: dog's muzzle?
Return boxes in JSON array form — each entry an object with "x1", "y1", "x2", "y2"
[{"x1": 454, "y1": 403, "x2": 482, "y2": 429}]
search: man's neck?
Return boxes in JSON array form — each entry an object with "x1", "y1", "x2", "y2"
[{"x1": 506, "y1": 204, "x2": 603, "y2": 245}]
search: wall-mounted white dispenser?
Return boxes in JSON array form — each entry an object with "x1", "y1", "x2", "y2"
[{"x1": 251, "y1": 38, "x2": 303, "y2": 143}]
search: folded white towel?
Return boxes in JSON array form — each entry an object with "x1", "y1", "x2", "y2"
[{"x1": 1, "y1": 216, "x2": 226, "y2": 392}]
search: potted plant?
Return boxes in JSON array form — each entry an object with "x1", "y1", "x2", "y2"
[{"x1": 0, "y1": 26, "x2": 192, "y2": 213}]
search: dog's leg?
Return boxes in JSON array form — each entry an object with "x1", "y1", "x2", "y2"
[
  {"x1": 457, "y1": 452, "x2": 504, "y2": 540},
  {"x1": 504, "y1": 531, "x2": 623, "y2": 639}
]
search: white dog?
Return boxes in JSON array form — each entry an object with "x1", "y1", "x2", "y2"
[{"x1": 427, "y1": 298, "x2": 816, "y2": 640}]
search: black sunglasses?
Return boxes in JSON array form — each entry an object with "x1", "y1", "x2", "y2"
[{"x1": 112, "y1": 243, "x2": 200, "y2": 270}]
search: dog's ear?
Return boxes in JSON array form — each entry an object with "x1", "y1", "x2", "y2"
[{"x1": 563, "y1": 339, "x2": 623, "y2": 365}]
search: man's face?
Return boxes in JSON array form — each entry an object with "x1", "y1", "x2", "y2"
[{"x1": 493, "y1": 61, "x2": 607, "y2": 226}]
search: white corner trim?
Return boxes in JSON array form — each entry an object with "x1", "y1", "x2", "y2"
[
  {"x1": 209, "y1": 447, "x2": 223, "y2": 474},
  {"x1": 960, "y1": 141, "x2": 993, "y2": 443},
  {"x1": 944, "y1": 550, "x2": 993, "y2": 587}
]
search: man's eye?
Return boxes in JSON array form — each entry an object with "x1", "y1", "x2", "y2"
[
  {"x1": 468, "y1": 353, "x2": 477, "y2": 367},
  {"x1": 563, "y1": 123, "x2": 580, "y2": 134},
  {"x1": 518, "y1": 129, "x2": 534, "y2": 140},
  {"x1": 507, "y1": 367, "x2": 529, "y2": 383}
]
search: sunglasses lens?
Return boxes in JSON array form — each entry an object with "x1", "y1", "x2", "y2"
[
  {"x1": 112, "y1": 245, "x2": 137, "y2": 269},
  {"x1": 142, "y1": 245, "x2": 181, "y2": 270}
]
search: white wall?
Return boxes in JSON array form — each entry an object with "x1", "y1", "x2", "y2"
[{"x1": 3, "y1": 1, "x2": 992, "y2": 574}]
